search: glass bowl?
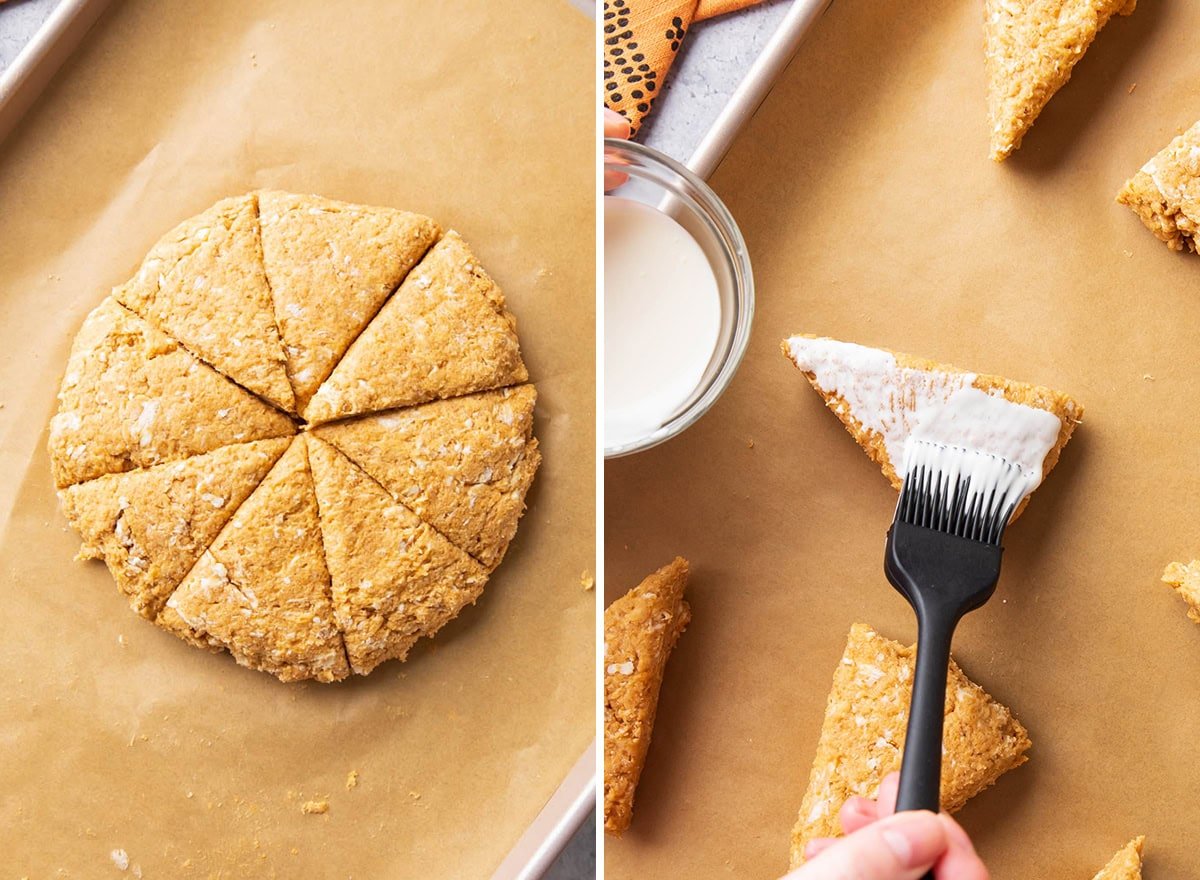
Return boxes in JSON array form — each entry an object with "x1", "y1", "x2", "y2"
[{"x1": 603, "y1": 138, "x2": 754, "y2": 458}]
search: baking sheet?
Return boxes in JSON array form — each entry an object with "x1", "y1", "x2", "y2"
[
  {"x1": 0, "y1": 0, "x2": 112, "y2": 146},
  {"x1": 685, "y1": 0, "x2": 831, "y2": 180},
  {"x1": 0, "y1": 1, "x2": 595, "y2": 877},
  {"x1": 605, "y1": 0, "x2": 1200, "y2": 877}
]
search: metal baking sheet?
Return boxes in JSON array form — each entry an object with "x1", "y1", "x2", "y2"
[
  {"x1": 0, "y1": 2, "x2": 596, "y2": 877},
  {"x1": 686, "y1": 0, "x2": 833, "y2": 181}
]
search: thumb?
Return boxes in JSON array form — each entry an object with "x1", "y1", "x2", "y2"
[{"x1": 786, "y1": 811, "x2": 949, "y2": 880}]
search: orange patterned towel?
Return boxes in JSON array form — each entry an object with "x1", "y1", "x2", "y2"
[{"x1": 603, "y1": 0, "x2": 767, "y2": 134}]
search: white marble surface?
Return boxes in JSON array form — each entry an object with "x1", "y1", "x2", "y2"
[
  {"x1": 638, "y1": 0, "x2": 793, "y2": 168},
  {"x1": 0, "y1": 2, "x2": 594, "y2": 877}
]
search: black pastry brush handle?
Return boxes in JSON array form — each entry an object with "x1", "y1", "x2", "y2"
[
  {"x1": 895, "y1": 606, "x2": 958, "y2": 880},
  {"x1": 896, "y1": 608, "x2": 955, "y2": 811}
]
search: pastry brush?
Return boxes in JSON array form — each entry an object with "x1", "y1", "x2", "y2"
[{"x1": 884, "y1": 437, "x2": 1025, "y2": 837}]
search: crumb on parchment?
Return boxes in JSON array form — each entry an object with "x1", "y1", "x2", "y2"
[
  {"x1": 580, "y1": 571, "x2": 595, "y2": 591},
  {"x1": 345, "y1": 770, "x2": 359, "y2": 790},
  {"x1": 300, "y1": 799, "x2": 329, "y2": 815}
]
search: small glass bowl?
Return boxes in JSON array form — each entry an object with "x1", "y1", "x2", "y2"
[{"x1": 603, "y1": 138, "x2": 754, "y2": 459}]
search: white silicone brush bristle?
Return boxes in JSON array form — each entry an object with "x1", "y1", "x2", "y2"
[{"x1": 896, "y1": 438, "x2": 1026, "y2": 544}]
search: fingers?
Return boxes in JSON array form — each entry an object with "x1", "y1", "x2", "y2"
[
  {"x1": 803, "y1": 837, "x2": 838, "y2": 860},
  {"x1": 785, "y1": 810, "x2": 950, "y2": 880},
  {"x1": 602, "y1": 107, "x2": 631, "y2": 191},
  {"x1": 875, "y1": 772, "x2": 900, "y2": 817},
  {"x1": 933, "y1": 815, "x2": 990, "y2": 880},
  {"x1": 838, "y1": 796, "x2": 880, "y2": 834},
  {"x1": 604, "y1": 107, "x2": 631, "y2": 140},
  {"x1": 837, "y1": 771, "x2": 901, "y2": 835},
  {"x1": 604, "y1": 168, "x2": 629, "y2": 191}
]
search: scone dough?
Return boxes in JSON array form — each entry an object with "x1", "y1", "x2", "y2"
[
  {"x1": 114, "y1": 193, "x2": 295, "y2": 410},
  {"x1": 314, "y1": 385, "x2": 540, "y2": 570},
  {"x1": 603, "y1": 557, "x2": 691, "y2": 836},
  {"x1": 789, "y1": 623, "x2": 1031, "y2": 868},
  {"x1": 259, "y1": 190, "x2": 441, "y2": 409},
  {"x1": 49, "y1": 298, "x2": 296, "y2": 489},
  {"x1": 1118, "y1": 120, "x2": 1200, "y2": 253},
  {"x1": 159, "y1": 438, "x2": 350, "y2": 684},
  {"x1": 308, "y1": 437, "x2": 489, "y2": 675},
  {"x1": 60, "y1": 437, "x2": 290, "y2": 620},
  {"x1": 305, "y1": 232, "x2": 529, "y2": 424},
  {"x1": 1091, "y1": 837, "x2": 1145, "y2": 880},
  {"x1": 984, "y1": 0, "x2": 1136, "y2": 161},
  {"x1": 51, "y1": 193, "x2": 540, "y2": 683}
]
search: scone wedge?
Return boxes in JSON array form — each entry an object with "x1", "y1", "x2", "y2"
[
  {"x1": 114, "y1": 193, "x2": 294, "y2": 411},
  {"x1": 304, "y1": 231, "x2": 528, "y2": 423},
  {"x1": 1118, "y1": 120, "x2": 1200, "y2": 253},
  {"x1": 985, "y1": 0, "x2": 1136, "y2": 161},
  {"x1": 313, "y1": 385, "x2": 540, "y2": 570},
  {"x1": 790, "y1": 623, "x2": 1030, "y2": 868},
  {"x1": 604, "y1": 557, "x2": 691, "y2": 836},
  {"x1": 159, "y1": 437, "x2": 349, "y2": 683},
  {"x1": 308, "y1": 436, "x2": 489, "y2": 675},
  {"x1": 1162, "y1": 560, "x2": 1200, "y2": 624},
  {"x1": 60, "y1": 437, "x2": 290, "y2": 620},
  {"x1": 49, "y1": 298, "x2": 296, "y2": 489},
  {"x1": 783, "y1": 335, "x2": 1082, "y2": 519},
  {"x1": 258, "y1": 190, "x2": 441, "y2": 409},
  {"x1": 1092, "y1": 836, "x2": 1145, "y2": 880}
]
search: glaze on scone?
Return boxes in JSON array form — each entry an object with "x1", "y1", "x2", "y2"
[{"x1": 783, "y1": 334, "x2": 1082, "y2": 520}]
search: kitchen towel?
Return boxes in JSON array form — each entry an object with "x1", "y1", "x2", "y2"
[{"x1": 603, "y1": 0, "x2": 767, "y2": 134}]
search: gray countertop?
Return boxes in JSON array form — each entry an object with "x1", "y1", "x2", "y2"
[{"x1": 638, "y1": 0, "x2": 793, "y2": 167}]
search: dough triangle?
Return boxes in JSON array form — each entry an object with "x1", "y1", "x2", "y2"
[
  {"x1": 1117, "y1": 119, "x2": 1200, "y2": 253},
  {"x1": 603, "y1": 557, "x2": 690, "y2": 836},
  {"x1": 789, "y1": 623, "x2": 1031, "y2": 867},
  {"x1": 313, "y1": 384, "x2": 540, "y2": 569},
  {"x1": 782, "y1": 334, "x2": 1081, "y2": 518},
  {"x1": 1162, "y1": 560, "x2": 1200, "y2": 624},
  {"x1": 1091, "y1": 837, "x2": 1145, "y2": 880},
  {"x1": 304, "y1": 231, "x2": 528, "y2": 423},
  {"x1": 49, "y1": 298, "x2": 296, "y2": 489},
  {"x1": 114, "y1": 193, "x2": 295, "y2": 410},
  {"x1": 307, "y1": 436, "x2": 489, "y2": 675},
  {"x1": 59, "y1": 438, "x2": 291, "y2": 620},
  {"x1": 258, "y1": 191, "x2": 441, "y2": 409},
  {"x1": 159, "y1": 437, "x2": 349, "y2": 683},
  {"x1": 984, "y1": 0, "x2": 1136, "y2": 160}
]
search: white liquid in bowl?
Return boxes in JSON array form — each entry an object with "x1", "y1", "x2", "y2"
[{"x1": 604, "y1": 196, "x2": 721, "y2": 449}]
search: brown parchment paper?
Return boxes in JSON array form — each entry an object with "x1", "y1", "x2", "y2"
[
  {"x1": 0, "y1": 2, "x2": 594, "y2": 877},
  {"x1": 606, "y1": 1, "x2": 1200, "y2": 877}
]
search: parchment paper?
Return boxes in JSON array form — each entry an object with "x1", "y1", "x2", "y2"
[
  {"x1": 606, "y1": 1, "x2": 1200, "y2": 876},
  {"x1": 0, "y1": 2, "x2": 594, "y2": 877}
]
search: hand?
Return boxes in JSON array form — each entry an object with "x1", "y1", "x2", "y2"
[
  {"x1": 604, "y1": 107, "x2": 631, "y2": 191},
  {"x1": 783, "y1": 773, "x2": 989, "y2": 880}
]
